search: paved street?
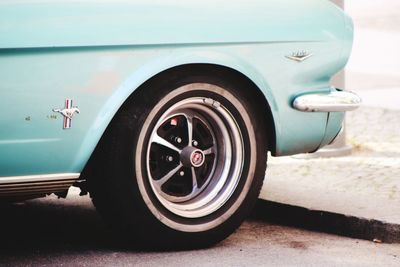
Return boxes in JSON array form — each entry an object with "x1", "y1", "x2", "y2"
[{"x1": 0, "y1": 192, "x2": 399, "y2": 267}]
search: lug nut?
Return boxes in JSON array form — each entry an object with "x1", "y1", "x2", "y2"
[
  {"x1": 192, "y1": 140, "x2": 198, "y2": 147},
  {"x1": 174, "y1": 137, "x2": 182, "y2": 144},
  {"x1": 179, "y1": 171, "x2": 185, "y2": 176},
  {"x1": 167, "y1": 156, "x2": 173, "y2": 162}
]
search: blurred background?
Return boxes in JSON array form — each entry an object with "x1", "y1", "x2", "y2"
[{"x1": 346, "y1": 0, "x2": 400, "y2": 109}]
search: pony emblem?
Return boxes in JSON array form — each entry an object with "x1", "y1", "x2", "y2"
[{"x1": 53, "y1": 99, "x2": 80, "y2": 129}]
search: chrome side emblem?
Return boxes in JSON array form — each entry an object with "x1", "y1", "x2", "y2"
[
  {"x1": 53, "y1": 99, "x2": 80, "y2": 129},
  {"x1": 285, "y1": 51, "x2": 313, "y2": 62}
]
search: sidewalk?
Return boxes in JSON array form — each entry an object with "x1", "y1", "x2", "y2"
[{"x1": 260, "y1": 106, "x2": 400, "y2": 226}]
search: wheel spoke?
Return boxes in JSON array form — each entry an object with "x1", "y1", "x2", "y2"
[
  {"x1": 185, "y1": 113, "x2": 194, "y2": 146},
  {"x1": 155, "y1": 163, "x2": 183, "y2": 187},
  {"x1": 203, "y1": 145, "x2": 217, "y2": 155},
  {"x1": 152, "y1": 133, "x2": 181, "y2": 153},
  {"x1": 191, "y1": 167, "x2": 198, "y2": 190}
]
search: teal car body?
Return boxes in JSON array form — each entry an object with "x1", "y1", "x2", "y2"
[{"x1": 0, "y1": 1, "x2": 354, "y2": 181}]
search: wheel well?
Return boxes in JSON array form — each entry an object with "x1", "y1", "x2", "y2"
[
  {"x1": 82, "y1": 64, "x2": 276, "y2": 182},
  {"x1": 125, "y1": 63, "x2": 276, "y2": 153}
]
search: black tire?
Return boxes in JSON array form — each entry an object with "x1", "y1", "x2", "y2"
[{"x1": 88, "y1": 67, "x2": 268, "y2": 249}]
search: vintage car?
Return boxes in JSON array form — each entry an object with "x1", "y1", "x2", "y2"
[{"x1": 0, "y1": 0, "x2": 360, "y2": 248}]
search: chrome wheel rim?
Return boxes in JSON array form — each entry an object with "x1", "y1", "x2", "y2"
[{"x1": 146, "y1": 97, "x2": 244, "y2": 218}]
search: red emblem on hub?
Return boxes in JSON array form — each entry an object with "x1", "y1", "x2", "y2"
[{"x1": 191, "y1": 151, "x2": 204, "y2": 167}]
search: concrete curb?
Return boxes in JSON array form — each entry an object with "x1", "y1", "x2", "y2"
[{"x1": 252, "y1": 200, "x2": 400, "y2": 244}]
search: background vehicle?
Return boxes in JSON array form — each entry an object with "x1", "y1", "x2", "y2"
[{"x1": 0, "y1": 0, "x2": 359, "y2": 248}]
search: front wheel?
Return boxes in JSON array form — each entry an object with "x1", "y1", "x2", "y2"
[{"x1": 89, "y1": 71, "x2": 268, "y2": 248}]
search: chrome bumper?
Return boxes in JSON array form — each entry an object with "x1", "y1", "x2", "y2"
[{"x1": 293, "y1": 88, "x2": 361, "y2": 112}]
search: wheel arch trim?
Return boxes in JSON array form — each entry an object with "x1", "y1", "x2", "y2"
[{"x1": 76, "y1": 52, "x2": 279, "y2": 172}]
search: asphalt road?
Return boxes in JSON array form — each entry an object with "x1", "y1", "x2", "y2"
[{"x1": 0, "y1": 190, "x2": 398, "y2": 267}]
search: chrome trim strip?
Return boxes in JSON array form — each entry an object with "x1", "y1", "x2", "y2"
[
  {"x1": 293, "y1": 89, "x2": 361, "y2": 112},
  {"x1": 0, "y1": 185, "x2": 73, "y2": 194},
  {"x1": 0, "y1": 173, "x2": 80, "y2": 184}
]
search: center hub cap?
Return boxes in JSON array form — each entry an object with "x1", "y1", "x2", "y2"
[
  {"x1": 181, "y1": 147, "x2": 205, "y2": 167},
  {"x1": 191, "y1": 150, "x2": 204, "y2": 167}
]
